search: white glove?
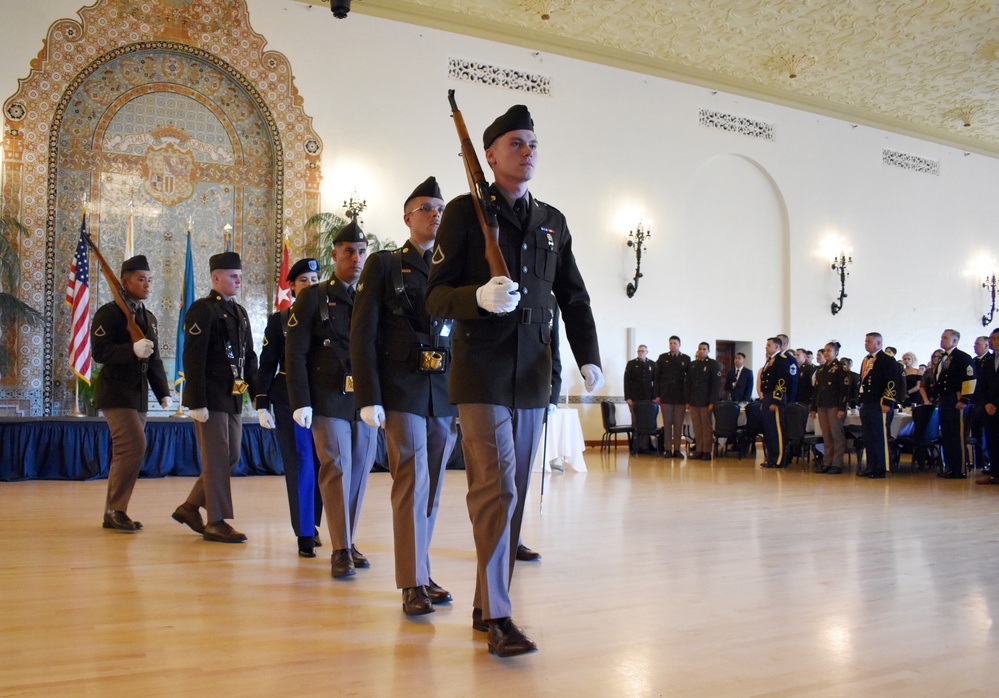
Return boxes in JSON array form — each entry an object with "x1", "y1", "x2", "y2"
[
  {"x1": 160, "y1": 395, "x2": 173, "y2": 409},
  {"x1": 188, "y1": 407, "x2": 209, "y2": 423},
  {"x1": 293, "y1": 406, "x2": 313, "y2": 429},
  {"x1": 361, "y1": 405, "x2": 386, "y2": 428},
  {"x1": 581, "y1": 364, "x2": 604, "y2": 392},
  {"x1": 132, "y1": 338, "x2": 154, "y2": 359},
  {"x1": 257, "y1": 408, "x2": 276, "y2": 429},
  {"x1": 548, "y1": 403, "x2": 557, "y2": 415},
  {"x1": 475, "y1": 276, "x2": 520, "y2": 314}
]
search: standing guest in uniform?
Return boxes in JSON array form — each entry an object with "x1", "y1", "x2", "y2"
[
  {"x1": 92, "y1": 255, "x2": 172, "y2": 531},
  {"x1": 351, "y1": 176, "x2": 458, "y2": 616},
  {"x1": 810, "y1": 341, "x2": 849, "y2": 474},
  {"x1": 760, "y1": 337, "x2": 795, "y2": 468},
  {"x1": 975, "y1": 328, "x2": 999, "y2": 484},
  {"x1": 654, "y1": 336, "x2": 690, "y2": 458},
  {"x1": 776, "y1": 334, "x2": 798, "y2": 405},
  {"x1": 426, "y1": 104, "x2": 603, "y2": 657},
  {"x1": 794, "y1": 348, "x2": 815, "y2": 406},
  {"x1": 686, "y1": 341, "x2": 722, "y2": 460},
  {"x1": 815, "y1": 348, "x2": 826, "y2": 368},
  {"x1": 936, "y1": 329, "x2": 977, "y2": 479},
  {"x1": 841, "y1": 357, "x2": 860, "y2": 408},
  {"x1": 857, "y1": 332, "x2": 896, "y2": 479},
  {"x1": 624, "y1": 344, "x2": 655, "y2": 451},
  {"x1": 255, "y1": 258, "x2": 323, "y2": 558},
  {"x1": 285, "y1": 221, "x2": 377, "y2": 578},
  {"x1": 172, "y1": 252, "x2": 258, "y2": 543},
  {"x1": 726, "y1": 352, "x2": 753, "y2": 402},
  {"x1": 970, "y1": 335, "x2": 991, "y2": 472}
]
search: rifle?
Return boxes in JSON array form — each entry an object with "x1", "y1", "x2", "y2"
[
  {"x1": 81, "y1": 229, "x2": 146, "y2": 344},
  {"x1": 447, "y1": 90, "x2": 511, "y2": 279}
]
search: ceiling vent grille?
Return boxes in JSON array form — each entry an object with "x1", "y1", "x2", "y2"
[
  {"x1": 698, "y1": 108, "x2": 774, "y2": 141},
  {"x1": 882, "y1": 149, "x2": 940, "y2": 176},
  {"x1": 448, "y1": 57, "x2": 551, "y2": 96}
]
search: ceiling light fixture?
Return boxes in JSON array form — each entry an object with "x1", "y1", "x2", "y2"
[
  {"x1": 521, "y1": 0, "x2": 569, "y2": 21},
  {"x1": 768, "y1": 53, "x2": 815, "y2": 79}
]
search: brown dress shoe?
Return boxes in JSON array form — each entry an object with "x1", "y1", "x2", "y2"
[
  {"x1": 402, "y1": 587, "x2": 434, "y2": 616},
  {"x1": 516, "y1": 544, "x2": 541, "y2": 562},
  {"x1": 103, "y1": 510, "x2": 140, "y2": 531},
  {"x1": 350, "y1": 544, "x2": 369, "y2": 568},
  {"x1": 487, "y1": 617, "x2": 537, "y2": 657},
  {"x1": 472, "y1": 608, "x2": 488, "y2": 632},
  {"x1": 976, "y1": 473, "x2": 999, "y2": 485},
  {"x1": 331, "y1": 549, "x2": 355, "y2": 578},
  {"x1": 203, "y1": 521, "x2": 247, "y2": 543},
  {"x1": 425, "y1": 579, "x2": 452, "y2": 604},
  {"x1": 172, "y1": 504, "x2": 205, "y2": 534}
]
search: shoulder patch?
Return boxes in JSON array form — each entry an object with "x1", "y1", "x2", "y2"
[
  {"x1": 187, "y1": 322, "x2": 201, "y2": 336},
  {"x1": 287, "y1": 312, "x2": 298, "y2": 327},
  {"x1": 967, "y1": 364, "x2": 974, "y2": 376},
  {"x1": 432, "y1": 246, "x2": 445, "y2": 265},
  {"x1": 94, "y1": 325, "x2": 106, "y2": 337},
  {"x1": 789, "y1": 363, "x2": 797, "y2": 375}
]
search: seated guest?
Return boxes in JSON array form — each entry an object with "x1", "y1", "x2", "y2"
[{"x1": 726, "y1": 352, "x2": 753, "y2": 402}]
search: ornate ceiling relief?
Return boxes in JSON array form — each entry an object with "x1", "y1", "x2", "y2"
[{"x1": 2, "y1": 0, "x2": 322, "y2": 415}]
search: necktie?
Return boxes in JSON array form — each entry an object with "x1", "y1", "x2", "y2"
[
  {"x1": 423, "y1": 249, "x2": 433, "y2": 267},
  {"x1": 347, "y1": 285, "x2": 356, "y2": 302},
  {"x1": 513, "y1": 198, "x2": 528, "y2": 227},
  {"x1": 938, "y1": 352, "x2": 950, "y2": 378}
]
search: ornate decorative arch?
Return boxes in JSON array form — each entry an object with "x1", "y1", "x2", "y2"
[{"x1": 2, "y1": 0, "x2": 323, "y2": 415}]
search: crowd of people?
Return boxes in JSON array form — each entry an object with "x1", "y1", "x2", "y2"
[{"x1": 623, "y1": 329, "x2": 999, "y2": 481}]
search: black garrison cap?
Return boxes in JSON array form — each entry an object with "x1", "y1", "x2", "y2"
[
  {"x1": 120, "y1": 255, "x2": 150, "y2": 274},
  {"x1": 483, "y1": 105, "x2": 535, "y2": 149},
  {"x1": 404, "y1": 176, "x2": 443, "y2": 207},
  {"x1": 333, "y1": 220, "x2": 367, "y2": 245}
]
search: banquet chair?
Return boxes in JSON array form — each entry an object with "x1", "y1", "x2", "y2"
[{"x1": 600, "y1": 400, "x2": 633, "y2": 452}]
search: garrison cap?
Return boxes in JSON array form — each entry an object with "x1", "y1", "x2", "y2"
[
  {"x1": 333, "y1": 220, "x2": 367, "y2": 245},
  {"x1": 209, "y1": 251, "x2": 242, "y2": 271},
  {"x1": 405, "y1": 176, "x2": 443, "y2": 207},
  {"x1": 120, "y1": 255, "x2": 150, "y2": 274},
  {"x1": 287, "y1": 257, "x2": 319, "y2": 282},
  {"x1": 483, "y1": 105, "x2": 534, "y2": 149}
]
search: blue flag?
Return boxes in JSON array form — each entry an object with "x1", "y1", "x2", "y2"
[{"x1": 174, "y1": 229, "x2": 195, "y2": 388}]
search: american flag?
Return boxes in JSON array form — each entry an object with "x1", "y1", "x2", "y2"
[{"x1": 66, "y1": 213, "x2": 92, "y2": 384}]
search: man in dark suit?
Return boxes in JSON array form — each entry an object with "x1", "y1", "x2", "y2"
[
  {"x1": 286, "y1": 221, "x2": 377, "y2": 578},
  {"x1": 726, "y1": 351, "x2": 753, "y2": 402},
  {"x1": 172, "y1": 252, "x2": 258, "y2": 543},
  {"x1": 936, "y1": 328, "x2": 977, "y2": 479},
  {"x1": 351, "y1": 177, "x2": 458, "y2": 616},
  {"x1": 254, "y1": 257, "x2": 322, "y2": 558},
  {"x1": 857, "y1": 332, "x2": 897, "y2": 479},
  {"x1": 975, "y1": 328, "x2": 999, "y2": 484},
  {"x1": 92, "y1": 255, "x2": 172, "y2": 531},
  {"x1": 426, "y1": 105, "x2": 602, "y2": 657}
]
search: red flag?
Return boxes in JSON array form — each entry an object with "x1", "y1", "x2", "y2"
[
  {"x1": 274, "y1": 240, "x2": 292, "y2": 311},
  {"x1": 66, "y1": 213, "x2": 92, "y2": 384}
]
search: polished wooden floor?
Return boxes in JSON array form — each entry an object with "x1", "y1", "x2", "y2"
[{"x1": 2, "y1": 449, "x2": 999, "y2": 697}]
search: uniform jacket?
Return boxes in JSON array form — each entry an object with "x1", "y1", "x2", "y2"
[
  {"x1": 811, "y1": 359, "x2": 850, "y2": 411},
  {"x1": 254, "y1": 309, "x2": 290, "y2": 411},
  {"x1": 977, "y1": 352, "x2": 999, "y2": 410},
  {"x1": 845, "y1": 370, "x2": 861, "y2": 406},
  {"x1": 726, "y1": 365, "x2": 753, "y2": 402},
  {"x1": 795, "y1": 363, "x2": 816, "y2": 404},
  {"x1": 654, "y1": 352, "x2": 690, "y2": 404},
  {"x1": 760, "y1": 352, "x2": 796, "y2": 404},
  {"x1": 91, "y1": 300, "x2": 170, "y2": 411},
  {"x1": 181, "y1": 292, "x2": 257, "y2": 414},
  {"x1": 687, "y1": 358, "x2": 723, "y2": 407},
  {"x1": 285, "y1": 278, "x2": 358, "y2": 420},
  {"x1": 351, "y1": 244, "x2": 456, "y2": 418},
  {"x1": 857, "y1": 351, "x2": 898, "y2": 408},
  {"x1": 425, "y1": 188, "x2": 601, "y2": 409},
  {"x1": 624, "y1": 357, "x2": 655, "y2": 402},
  {"x1": 936, "y1": 348, "x2": 977, "y2": 404}
]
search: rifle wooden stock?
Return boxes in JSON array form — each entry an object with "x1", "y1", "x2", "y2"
[
  {"x1": 448, "y1": 90, "x2": 510, "y2": 279},
  {"x1": 80, "y1": 229, "x2": 146, "y2": 344}
]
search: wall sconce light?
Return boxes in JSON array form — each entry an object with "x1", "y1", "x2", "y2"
[
  {"x1": 625, "y1": 221, "x2": 650, "y2": 298},
  {"x1": 830, "y1": 251, "x2": 852, "y2": 315},
  {"x1": 983, "y1": 272, "x2": 997, "y2": 326},
  {"x1": 343, "y1": 189, "x2": 366, "y2": 221}
]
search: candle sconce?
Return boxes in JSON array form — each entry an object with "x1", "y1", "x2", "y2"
[
  {"x1": 830, "y1": 251, "x2": 852, "y2": 315},
  {"x1": 625, "y1": 222, "x2": 651, "y2": 298},
  {"x1": 983, "y1": 272, "x2": 997, "y2": 327},
  {"x1": 343, "y1": 189, "x2": 367, "y2": 222}
]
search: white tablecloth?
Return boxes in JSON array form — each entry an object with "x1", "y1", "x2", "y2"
[{"x1": 532, "y1": 408, "x2": 586, "y2": 473}]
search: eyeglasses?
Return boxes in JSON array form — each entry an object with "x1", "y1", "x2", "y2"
[{"x1": 406, "y1": 203, "x2": 445, "y2": 216}]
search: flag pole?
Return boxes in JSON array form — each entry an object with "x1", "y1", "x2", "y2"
[
  {"x1": 172, "y1": 381, "x2": 186, "y2": 418},
  {"x1": 69, "y1": 376, "x2": 85, "y2": 417}
]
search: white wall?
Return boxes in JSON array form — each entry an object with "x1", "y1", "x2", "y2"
[{"x1": 3, "y1": 0, "x2": 998, "y2": 434}]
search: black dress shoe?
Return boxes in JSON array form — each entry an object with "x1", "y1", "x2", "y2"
[
  {"x1": 472, "y1": 608, "x2": 488, "y2": 632},
  {"x1": 673, "y1": 450, "x2": 684, "y2": 458},
  {"x1": 487, "y1": 617, "x2": 537, "y2": 657},
  {"x1": 172, "y1": 504, "x2": 205, "y2": 534},
  {"x1": 938, "y1": 471, "x2": 967, "y2": 479},
  {"x1": 867, "y1": 472, "x2": 886, "y2": 479},
  {"x1": 516, "y1": 544, "x2": 541, "y2": 562},
  {"x1": 402, "y1": 586, "x2": 434, "y2": 616},
  {"x1": 699, "y1": 453, "x2": 712, "y2": 461},
  {"x1": 203, "y1": 521, "x2": 247, "y2": 543},
  {"x1": 350, "y1": 544, "x2": 370, "y2": 568},
  {"x1": 331, "y1": 549, "x2": 355, "y2": 578},
  {"x1": 103, "y1": 510, "x2": 141, "y2": 531},
  {"x1": 825, "y1": 467, "x2": 842, "y2": 475},
  {"x1": 425, "y1": 579, "x2": 452, "y2": 604},
  {"x1": 298, "y1": 536, "x2": 316, "y2": 558},
  {"x1": 856, "y1": 470, "x2": 870, "y2": 477},
  {"x1": 814, "y1": 465, "x2": 829, "y2": 473}
]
